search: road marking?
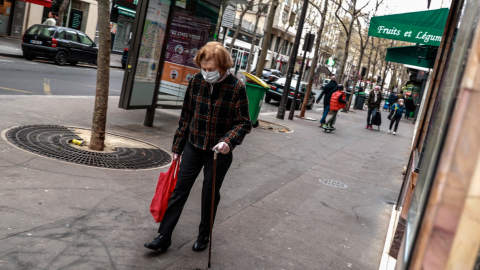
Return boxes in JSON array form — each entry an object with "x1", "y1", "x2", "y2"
[
  {"x1": 0, "y1": 60, "x2": 13, "y2": 62},
  {"x1": 49, "y1": 78, "x2": 120, "y2": 92},
  {"x1": 0, "y1": 86, "x2": 34, "y2": 94},
  {"x1": 44, "y1": 78, "x2": 52, "y2": 95}
]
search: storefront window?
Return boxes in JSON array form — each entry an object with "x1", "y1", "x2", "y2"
[
  {"x1": 398, "y1": 1, "x2": 476, "y2": 268},
  {"x1": 0, "y1": 0, "x2": 13, "y2": 35},
  {"x1": 113, "y1": 16, "x2": 134, "y2": 51}
]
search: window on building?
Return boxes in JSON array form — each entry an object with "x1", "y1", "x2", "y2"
[
  {"x1": 281, "y1": 40, "x2": 287, "y2": 54},
  {"x1": 270, "y1": 34, "x2": 275, "y2": 50},
  {"x1": 282, "y1": 11, "x2": 288, "y2": 22},
  {"x1": 274, "y1": 37, "x2": 280, "y2": 52},
  {"x1": 285, "y1": 0, "x2": 290, "y2": 6}
]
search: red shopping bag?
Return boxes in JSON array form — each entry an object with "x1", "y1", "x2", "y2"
[{"x1": 150, "y1": 160, "x2": 180, "y2": 223}]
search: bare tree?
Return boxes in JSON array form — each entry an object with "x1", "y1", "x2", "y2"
[
  {"x1": 255, "y1": 0, "x2": 279, "y2": 76},
  {"x1": 246, "y1": 1, "x2": 271, "y2": 72},
  {"x1": 89, "y1": 0, "x2": 111, "y2": 151},
  {"x1": 228, "y1": 0, "x2": 256, "y2": 53},
  {"x1": 334, "y1": 0, "x2": 370, "y2": 84},
  {"x1": 300, "y1": 0, "x2": 329, "y2": 117},
  {"x1": 56, "y1": 0, "x2": 71, "y2": 26}
]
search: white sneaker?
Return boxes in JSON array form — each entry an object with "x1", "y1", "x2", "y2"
[
  {"x1": 388, "y1": 130, "x2": 391, "y2": 133},
  {"x1": 393, "y1": 132, "x2": 396, "y2": 135}
]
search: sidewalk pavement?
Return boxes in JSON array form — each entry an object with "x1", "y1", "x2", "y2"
[
  {"x1": 0, "y1": 36, "x2": 123, "y2": 68},
  {"x1": 0, "y1": 95, "x2": 414, "y2": 269}
]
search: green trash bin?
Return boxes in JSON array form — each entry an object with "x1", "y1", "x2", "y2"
[{"x1": 245, "y1": 82, "x2": 268, "y2": 128}]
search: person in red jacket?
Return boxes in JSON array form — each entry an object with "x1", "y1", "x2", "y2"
[{"x1": 322, "y1": 84, "x2": 346, "y2": 130}]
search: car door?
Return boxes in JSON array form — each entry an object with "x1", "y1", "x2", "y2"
[
  {"x1": 77, "y1": 31, "x2": 98, "y2": 64},
  {"x1": 65, "y1": 30, "x2": 82, "y2": 60}
]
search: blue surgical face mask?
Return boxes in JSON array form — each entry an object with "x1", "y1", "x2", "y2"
[{"x1": 201, "y1": 69, "x2": 221, "y2": 83}]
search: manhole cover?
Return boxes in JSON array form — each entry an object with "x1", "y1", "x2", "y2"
[
  {"x1": 4, "y1": 125, "x2": 171, "y2": 170},
  {"x1": 319, "y1": 179, "x2": 347, "y2": 188},
  {"x1": 257, "y1": 120, "x2": 293, "y2": 133}
]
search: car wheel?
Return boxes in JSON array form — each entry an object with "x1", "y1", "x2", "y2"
[
  {"x1": 122, "y1": 63, "x2": 126, "y2": 69},
  {"x1": 265, "y1": 96, "x2": 271, "y2": 103},
  {"x1": 24, "y1": 54, "x2": 34, "y2": 61},
  {"x1": 307, "y1": 102, "x2": 314, "y2": 110},
  {"x1": 69, "y1": 61, "x2": 78, "y2": 66},
  {"x1": 296, "y1": 100, "x2": 303, "y2": 110},
  {"x1": 54, "y1": 51, "x2": 67, "y2": 65}
]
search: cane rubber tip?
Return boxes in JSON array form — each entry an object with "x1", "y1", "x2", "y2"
[{"x1": 208, "y1": 263, "x2": 211, "y2": 268}]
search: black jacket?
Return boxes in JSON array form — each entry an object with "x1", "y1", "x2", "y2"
[
  {"x1": 367, "y1": 91, "x2": 383, "y2": 109},
  {"x1": 316, "y1": 80, "x2": 338, "y2": 106}
]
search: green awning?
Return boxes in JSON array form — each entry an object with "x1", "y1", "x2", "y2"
[
  {"x1": 386, "y1": 46, "x2": 438, "y2": 69},
  {"x1": 368, "y1": 8, "x2": 449, "y2": 46},
  {"x1": 118, "y1": 5, "x2": 136, "y2": 18}
]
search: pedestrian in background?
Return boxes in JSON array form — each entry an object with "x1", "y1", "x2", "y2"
[
  {"x1": 323, "y1": 84, "x2": 346, "y2": 130},
  {"x1": 396, "y1": 90, "x2": 405, "y2": 102},
  {"x1": 145, "y1": 42, "x2": 251, "y2": 252},
  {"x1": 388, "y1": 91, "x2": 397, "y2": 112},
  {"x1": 43, "y1": 12, "x2": 57, "y2": 26},
  {"x1": 389, "y1": 99, "x2": 406, "y2": 135},
  {"x1": 316, "y1": 76, "x2": 337, "y2": 126},
  {"x1": 366, "y1": 86, "x2": 382, "y2": 129}
]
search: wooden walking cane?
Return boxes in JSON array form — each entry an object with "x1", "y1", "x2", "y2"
[{"x1": 208, "y1": 148, "x2": 219, "y2": 268}]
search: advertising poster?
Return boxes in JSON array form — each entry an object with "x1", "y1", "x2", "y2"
[{"x1": 158, "y1": 12, "x2": 211, "y2": 102}]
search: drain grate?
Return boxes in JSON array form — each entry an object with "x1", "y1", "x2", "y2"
[
  {"x1": 5, "y1": 125, "x2": 171, "y2": 170},
  {"x1": 257, "y1": 120, "x2": 293, "y2": 133},
  {"x1": 319, "y1": 179, "x2": 347, "y2": 188}
]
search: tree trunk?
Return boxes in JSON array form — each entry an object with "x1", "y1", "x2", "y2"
[
  {"x1": 300, "y1": 0, "x2": 328, "y2": 117},
  {"x1": 89, "y1": 0, "x2": 111, "y2": 151},
  {"x1": 346, "y1": 36, "x2": 369, "y2": 111},
  {"x1": 246, "y1": 11, "x2": 261, "y2": 72},
  {"x1": 337, "y1": 12, "x2": 356, "y2": 84},
  {"x1": 228, "y1": 6, "x2": 250, "y2": 53},
  {"x1": 255, "y1": 0, "x2": 279, "y2": 77},
  {"x1": 56, "y1": 0, "x2": 71, "y2": 26},
  {"x1": 365, "y1": 46, "x2": 373, "y2": 88}
]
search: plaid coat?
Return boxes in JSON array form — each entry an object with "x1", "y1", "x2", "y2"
[{"x1": 172, "y1": 73, "x2": 251, "y2": 154}]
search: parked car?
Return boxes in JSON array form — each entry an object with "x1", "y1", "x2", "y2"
[
  {"x1": 251, "y1": 68, "x2": 283, "y2": 83},
  {"x1": 265, "y1": 77, "x2": 316, "y2": 110},
  {"x1": 121, "y1": 47, "x2": 129, "y2": 69},
  {"x1": 21, "y1": 24, "x2": 98, "y2": 66}
]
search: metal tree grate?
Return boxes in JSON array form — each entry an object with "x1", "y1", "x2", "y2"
[
  {"x1": 319, "y1": 179, "x2": 347, "y2": 188},
  {"x1": 5, "y1": 125, "x2": 171, "y2": 170}
]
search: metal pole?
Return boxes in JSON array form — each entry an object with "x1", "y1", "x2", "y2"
[
  {"x1": 276, "y1": 0, "x2": 309, "y2": 120},
  {"x1": 288, "y1": 50, "x2": 308, "y2": 120},
  {"x1": 208, "y1": 149, "x2": 218, "y2": 268}
]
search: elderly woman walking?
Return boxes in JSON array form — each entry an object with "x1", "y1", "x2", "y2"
[
  {"x1": 366, "y1": 86, "x2": 383, "y2": 129},
  {"x1": 145, "y1": 42, "x2": 252, "y2": 252}
]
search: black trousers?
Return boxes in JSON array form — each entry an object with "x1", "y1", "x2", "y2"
[
  {"x1": 158, "y1": 142, "x2": 232, "y2": 238},
  {"x1": 389, "y1": 115, "x2": 402, "y2": 132}
]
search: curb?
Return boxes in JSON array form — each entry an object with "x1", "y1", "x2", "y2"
[{"x1": 0, "y1": 52, "x2": 124, "y2": 69}]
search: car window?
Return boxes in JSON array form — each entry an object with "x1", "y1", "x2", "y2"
[
  {"x1": 55, "y1": 30, "x2": 65, "y2": 39},
  {"x1": 26, "y1": 26, "x2": 56, "y2": 37},
  {"x1": 77, "y1": 32, "x2": 93, "y2": 45},
  {"x1": 273, "y1": 71, "x2": 282, "y2": 77},
  {"x1": 66, "y1": 31, "x2": 79, "y2": 42}
]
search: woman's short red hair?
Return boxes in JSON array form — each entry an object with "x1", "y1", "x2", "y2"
[{"x1": 194, "y1": 42, "x2": 234, "y2": 71}]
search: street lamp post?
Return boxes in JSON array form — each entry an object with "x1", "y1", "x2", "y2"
[{"x1": 276, "y1": 0, "x2": 310, "y2": 120}]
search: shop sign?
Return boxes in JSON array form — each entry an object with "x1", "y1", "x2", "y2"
[
  {"x1": 118, "y1": 5, "x2": 136, "y2": 18},
  {"x1": 368, "y1": 8, "x2": 449, "y2": 46},
  {"x1": 327, "y1": 58, "x2": 335, "y2": 66},
  {"x1": 69, "y1": 9, "x2": 83, "y2": 30},
  {"x1": 227, "y1": 30, "x2": 260, "y2": 46}
]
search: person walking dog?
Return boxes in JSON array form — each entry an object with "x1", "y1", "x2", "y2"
[
  {"x1": 388, "y1": 99, "x2": 406, "y2": 135},
  {"x1": 323, "y1": 84, "x2": 346, "y2": 130},
  {"x1": 366, "y1": 86, "x2": 382, "y2": 129},
  {"x1": 144, "y1": 42, "x2": 252, "y2": 252},
  {"x1": 316, "y1": 76, "x2": 337, "y2": 126}
]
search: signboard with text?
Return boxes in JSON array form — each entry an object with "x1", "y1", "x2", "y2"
[{"x1": 368, "y1": 8, "x2": 449, "y2": 46}]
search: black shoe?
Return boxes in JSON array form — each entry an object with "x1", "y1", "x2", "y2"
[
  {"x1": 144, "y1": 234, "x2": 171, "y2": 251},
  {"x1": 330, "y1": 125, "x2": 336, "y2": 130},
  {"x1": 192, "y1": 236, "x2": 209, "y2": 252}
]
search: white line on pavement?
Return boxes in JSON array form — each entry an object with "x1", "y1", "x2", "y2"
[{"x1": 0, "y1": 60, "x2": 13, "y2": 62}]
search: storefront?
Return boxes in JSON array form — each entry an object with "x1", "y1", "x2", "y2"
[
  {"x1": 370, "y1": 1, "x2": 480, "y2": 269},
  {"x1": 0, "y1": 0, "x2": 96, "y2": 39},
  {"x1": 110, "y1": 0, "x2": 137, "y2": 52},
  {"x1": 224, "y1": 28, "x2": 261, "y2": 74}
]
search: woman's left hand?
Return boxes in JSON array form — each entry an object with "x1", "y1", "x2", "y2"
[{"x1": 213, "y1": 142, "x2": 230, "y2": 154}]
